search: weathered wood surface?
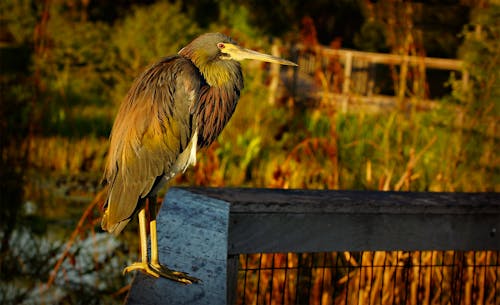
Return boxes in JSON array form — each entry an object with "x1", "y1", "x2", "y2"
[
  {"x1": 187, "y1": 188, "x2": 498, "y2": 214},
  {"x1": 125, "y1": 188, "x2": 230, "y2": 305},
  {"x1": 187, "y1": 188, "x2": 499, "y2": 253},
  {"x1": 126, "y1": 187, "x2": 499, "y2": 304}
]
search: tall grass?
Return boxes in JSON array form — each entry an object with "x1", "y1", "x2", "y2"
[
  {"x1": 238, "y1": 251, "x2": 499, "y2": 305},
  {"x1": 27, "y1": 136, "x2": 108, "y2": 174}
]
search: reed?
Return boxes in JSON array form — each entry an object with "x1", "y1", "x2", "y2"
[
  {"x1": 25, "y1": 136, "x2": 108, "y2": 174},
  {"x1": 237, "y1": 251, "x2": 499, "y2": 305}
]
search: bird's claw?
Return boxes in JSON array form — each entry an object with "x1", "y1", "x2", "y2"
[
  {"x1": 150, "y1": 262, "x2": 200, "y2": 284},
  {"x1": 123, "y1": 262, "x2": 200, "y2": 284},
  {"x1": 123, "y1": 262, "x2": 160, "y2": 278}
]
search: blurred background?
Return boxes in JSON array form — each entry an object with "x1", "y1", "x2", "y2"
[{"x1": 0, "y1": 0, "x2": 498, "y2": 304}]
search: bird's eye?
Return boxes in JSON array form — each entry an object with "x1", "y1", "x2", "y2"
[{"x1": 217, "y1": 43, "x2": 225, "y2": 49}]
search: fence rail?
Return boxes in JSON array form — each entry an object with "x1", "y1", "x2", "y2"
[
  {"x1": 125, "y1": 188, "x2": 499, "y2": 305},
  {"x1": 295, "y1": 45, "x2": 464, "y2": 71}
]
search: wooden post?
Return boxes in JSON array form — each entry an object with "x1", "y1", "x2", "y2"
[
  {"x1": 268, "y1": 43, "x2": 280, "y2": 105},
  {"x1": 125, "y1": 188, "x2": 231, "y2": 305},
  {"x1": 398, "y1": 55, "x2": 408, "y2": 111},
  {"x1": 226, "y1": 255, "x2": 239, "y2": 305},
  {"x1": 341, "y1": 51, "x2": 353, "y2": 113}
]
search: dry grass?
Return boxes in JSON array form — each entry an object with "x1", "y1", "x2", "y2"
[
  {"x1": 237, "y1": 251, "x2": 499, "y2": 305},
  {"x1": 26, "y1": 136, "x2": 108, "y2": 174}
]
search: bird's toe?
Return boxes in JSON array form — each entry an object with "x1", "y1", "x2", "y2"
[{"x1": 149, "y1": 262, "x2": 200, "y2": 284}]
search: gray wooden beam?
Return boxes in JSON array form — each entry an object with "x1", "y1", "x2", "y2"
[
  {"x1": 125, "y1": 188, "x2": 230, "y2": 305},
  {"x1": 186, "y1": 188, "x2": 500, "y2": 253}
]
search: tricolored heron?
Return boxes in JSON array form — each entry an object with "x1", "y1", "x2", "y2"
[{"x1": 101, "y1": 33, "x2": 297, "y2": 284}]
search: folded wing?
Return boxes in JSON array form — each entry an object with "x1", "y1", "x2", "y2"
[{"x1": 102, "y1": 56, "x2": 201, "y2": 234}]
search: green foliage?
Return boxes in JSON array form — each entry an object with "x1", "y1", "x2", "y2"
[
  {"x1": 107, "y1": 1, "x2": 202, "y2": 110},
  {"x1": 458, "y1": 4, "x2": 500, "y2": 114},
  {"x1": 353, "y1": 21, "x2": 388, "y2": 52},
  {"x1": 217, "y1": 1, "x2": 262, "y2": 39},
  {"x1": 112, "y1": 1, "x2": 201, "y2": 82},
  {"x1": 0, "y1": 0, "x2": 39, "y2": 45},
  {"x1": 230, "y1": 0, "x2": 364, "y2": 46},
  {"x1": 45, "y1": 17, "x2": 114, "y2": 101},
  {"x1": 9, "y1": 1, "x2": 203, "y2": 137}
]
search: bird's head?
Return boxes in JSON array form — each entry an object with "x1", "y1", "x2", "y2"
[{"x1": 179, "y1": 33, "x2": 297, "y2": 87}]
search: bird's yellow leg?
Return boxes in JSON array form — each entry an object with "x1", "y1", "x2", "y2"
[
  {"x1": 123, "y1": 208, "x2": 160, "y2": 278},
  {"x1": 148, "y1": 200, "x2": 200, "y2": 284}
]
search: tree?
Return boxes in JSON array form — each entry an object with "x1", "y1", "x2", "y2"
[{"x1": 458, "y1": 3, "x2": 500, "y2": 113}]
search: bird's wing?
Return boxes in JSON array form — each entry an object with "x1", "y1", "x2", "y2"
[{"x1": 102, "y1": 56, "x2": 201, "y2": 234}]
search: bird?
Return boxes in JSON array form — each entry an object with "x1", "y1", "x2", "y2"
[{"x1": 101, "y1": 32, "x2": 297, "y2": 284}]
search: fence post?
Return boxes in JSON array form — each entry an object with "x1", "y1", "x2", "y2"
[
  {"x1": 398, "y1": 55, "x2": 408, "y2": 111},
  {"x1": 125, "y1": 188, "x2": 231, "y2": 305},
  {"x1": 341, "y1": 51, "x2": 352, "y2": 113},
  {"x1": 226, "y1": 255, "x2": 239, "y2": 305},
  {"x1": 268, "y1": 43, "x2": 280, "y2": 105}
]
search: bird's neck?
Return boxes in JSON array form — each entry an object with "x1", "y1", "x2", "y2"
[
  {"x1": 198, "y1": 60, "x2": 241, "y2": 88},
  {"x1": 179, "y1": 48, "x2": 244, "y2": 147},
  {"x1": 180, "y1": 47, "x2": 241, "y2": 88},
  {"x1": 195, "y1": 64, "x2": 243, "y2": 147}
]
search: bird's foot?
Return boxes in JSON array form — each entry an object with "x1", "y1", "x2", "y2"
[
  {"x1": 123, "y1": 262, "x2": 199, "y2": 284},
  {"x1": 150, "y1": 262, "x2": 200, "y2": 284},
  {"x1": 123, "y1": 262, "x2": 160, "y2": 278}
]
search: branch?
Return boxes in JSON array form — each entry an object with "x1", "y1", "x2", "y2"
[{"x1": 45, "y1": 189, "x2": 106, "y2": 289}]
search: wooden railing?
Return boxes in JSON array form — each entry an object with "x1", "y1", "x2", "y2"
[
  {"x1": 125, "y1": 188, "x2": 499, "y2": 305},
  {"x1": 283, "y1": 44, "x2": 467, "y2": 112}
]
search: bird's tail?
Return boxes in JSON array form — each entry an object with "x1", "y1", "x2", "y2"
[{"x1": 101, "y1": 207, "x2": 130, "y2": 235}]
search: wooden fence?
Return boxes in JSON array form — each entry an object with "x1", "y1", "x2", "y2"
[
  {"x1": 125, "y1": 188, "x2": 499, "y2": 305},
  {"x1": 279, "y1": 45, "x2": 467, "y2": 112}
]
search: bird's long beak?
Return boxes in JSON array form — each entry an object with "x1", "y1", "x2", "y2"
[{"x1": 224, "y1": 43, "x2": 298, "y2": 66}]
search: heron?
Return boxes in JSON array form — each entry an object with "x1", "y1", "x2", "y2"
[{"x1": 101, "y1": 33, "x2": 297, "y2": 284}]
